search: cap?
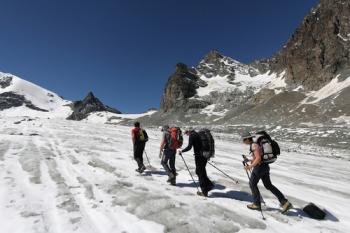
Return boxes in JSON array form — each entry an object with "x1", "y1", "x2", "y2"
[{"x1": 241, "y1": 132, "x2": 253, "y2": 140}]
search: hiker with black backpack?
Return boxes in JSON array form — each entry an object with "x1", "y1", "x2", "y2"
[
  {"x1": 242, "y1": 132, "x2": 292, "y2": 213},
  {"x1": 159, "y1": 125, "x2": 183, "y2": 185},
  {"x1": 180, "y1": 127, "x2": 214, "y2": 197},
  {"x1": 131, "y1": 122, "x2": 148, "y2": 173}
]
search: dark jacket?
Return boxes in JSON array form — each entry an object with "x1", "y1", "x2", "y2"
[{"x1": 182, "y1": 131, "x2": 202, "y2": 156}]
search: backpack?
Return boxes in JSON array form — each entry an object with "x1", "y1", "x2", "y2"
[
  {"x1": 198, "y1": 129, "x2": 215, "y2": 159},
  {"x1": 254, "y1": 131, "x2": 280, "y2": 164},
  {"x1": 137, "y1": 128, "x2": 148, "y2": 143},
  {"x1": 166, "y1": 127, "x2": 183, "y2": 150},
  {"x1": 303, "y1": 203, "x2": 326, "y2": 220}
]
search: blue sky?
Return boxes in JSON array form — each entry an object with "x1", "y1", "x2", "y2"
[{"x1": 0, "y1": 0, "x2": 319, "y2": 113}]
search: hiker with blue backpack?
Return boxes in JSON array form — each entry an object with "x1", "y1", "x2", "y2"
[{"x1": 242, "y1": 131, "x2": 292, "y2": 213}]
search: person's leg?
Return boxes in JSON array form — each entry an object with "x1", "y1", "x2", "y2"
[
  {"x1": 249, "y1": 169, "x2": 262, "y2": 206},
  {"x1": 161, "y1": 151, "x2": 172, "y2": 175},
  {"x1": 134, "y1": 145, "x2": 142, "y2": 169},
  {"x1": 261, "y1": 172, "x2": 287, "y2": 204},
  {"x1": 201, "y1": 159, "x2": 213, "y2": 190},
  {"x1": 139, "y1": 143, "x2": 145, "y2": 168},
  {"x1": 168, "y1": 150, "x2": 176, "y2": 185},
  {"x1": 169, "y1": 150, "x2": 176, "y2": 175},
  {"x1": 195, "y1": 156, "x2": 207, "y2": 192}
]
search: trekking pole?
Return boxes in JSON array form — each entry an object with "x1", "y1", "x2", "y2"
[
  {"x1": 144, "y1": 150, "x2": 152, "y2": 167},
  {"x1": 207, "y1": 161, "x2": 239, "y2": 184},
  {"x1": 179, "y1": 153, "x2": 201, "y2": 194},
  {"x1": 242, "y1": 160, "x2": 251, "y2": 180}
]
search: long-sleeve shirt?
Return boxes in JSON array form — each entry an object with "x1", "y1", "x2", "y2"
[{"x1": 182, "y1": 131, "x2": 202, "y2": 156}]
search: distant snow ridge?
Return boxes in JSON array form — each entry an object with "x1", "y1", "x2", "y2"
[
  {"x1": 0, "y1": 72, "x2": 68, "y2": 112},
  {"x1": 0, "y1": 71, "x2": 125, "y2": 121},
  {"x1": 0, "y1": 72, "x2": 73, "y2": 118}
]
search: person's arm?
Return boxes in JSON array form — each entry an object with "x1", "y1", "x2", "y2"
[
  {"x1": 159, "y1": 134, "x2": 165, "y2": 157},
  {"x1": 181, "y1": 134, "x2": 193, "y2": 153},
  {"x1": 245, "y1": 144, "x2": 261, "y2": 170},
  {"x1": 131, "y1": 129, "x2": 135, "y2": 145}
]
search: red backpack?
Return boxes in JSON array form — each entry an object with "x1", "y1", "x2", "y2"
[{"x1": 166, "y1": 127, "x2": 183, "y2": 150}]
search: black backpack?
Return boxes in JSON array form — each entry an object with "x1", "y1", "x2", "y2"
[
  {"x1": 255, "y1": 131, "x2": 280, "y2": 164},
  {"x1": 198, "y1": 129, "x2": 215, "y2": 159},
  {"x1": 303, "y1": 203, "x2": 326, "y2": 220}
]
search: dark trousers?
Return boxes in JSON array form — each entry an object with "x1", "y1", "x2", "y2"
[
  {"x1": 161, "y1": 149, "x2": 176, "y2": 176},
  {"x1": 250, "y1": 164, "x2": 287, "y2": 205},
  {"x1": 195, "y1": 155, "x2": 213, "y2": 192},
  {"x1": 133, "y1": 143, "x2": 145, "y2": 169}
]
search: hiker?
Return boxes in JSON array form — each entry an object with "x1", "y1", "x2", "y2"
[
  {"x1": 180, "y1": 127, "x2": 214, "y2": 197},
  {"x1": 131, "y1": 122, "x2": 148, "y2": 173},
  {"x1": 159, "y1": 125, "x2": 182, "y2": 185},
  {"x1": 242, "y1": 132, "x2": 292, "y2": 213}
]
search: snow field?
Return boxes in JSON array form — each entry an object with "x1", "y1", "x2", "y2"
[{"x1": 0, "y1": 117, "x2": 349, "y2": 233}]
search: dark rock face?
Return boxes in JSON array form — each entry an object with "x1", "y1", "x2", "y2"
[
  {"x1": 0, "y1": 76, "x2": 13, "y2": 88},
  {"x1": 267, "y1": 0, "x2": 350, "y2": 90},
  {"x1": 196, "y1": 50, "x2": 236, "y2": 79},
  {"x1": 0, "y1": 92, "x2": 48, "y2": 112},
  {"x1": 67, "y1": 92, "x2": 121, "y2": 120},
  {"x1": 160, "y1": 63, "x2": 209, "y2": 113}
]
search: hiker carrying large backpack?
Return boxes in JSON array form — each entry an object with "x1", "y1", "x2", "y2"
[
  {"x1": 180, "y1": 127, "x2": 214, "y2": 197},
  {"x1": 159, "y1": 125, "x2": 183, "y2": 185},
  {"x1": 132, "y1": 122, "x2": 148, "y2": 173},
  {"x1": 241, "y1": 131, "x2": 292, "y2": 213}
]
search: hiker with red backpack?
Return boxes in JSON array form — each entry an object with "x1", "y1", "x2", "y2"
[
  {"x1": 242, "y1": 131, "x2": 292, "y2": 213},
  {"x1": 131, "y1": 122, "x2": 148, "y2": 173},
  {"x1": 159, "y1": 125, "x2": 183, "y2": 185},
  {"x1": 180, "y1": 127, "x2": 214, "y2": 197}
]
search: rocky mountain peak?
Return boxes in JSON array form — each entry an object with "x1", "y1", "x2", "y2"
[
  {"x1": 202, "y1": 49, "x2": 224, "y2": 63},
  {"x1": 160, "y1": 63, "x2": 209, "y2": 113},
  {"x1": 82, "y1": 91, "x2": 103, "y2": 106},
  {"x1": 67, "y1": 92, "x2": 121, "y2": 120},
  {"x1": 175, "y1": 63, "x2": 189, "y2": 73},
  {"x1": 267, "y1": 0, "x2": 350, "y2": 90}
]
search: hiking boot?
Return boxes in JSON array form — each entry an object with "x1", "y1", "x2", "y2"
[
  {"x1": 135, "y1": 168, "x2": 142, "y2": 173},
  {"x1": 202, "y1": 189, "x2": 208, "y2": 197},
  {"x1": 247, "y1": 203, "x2": 261, "y2": 211},
  {"x1": 281, "y1": 201, "x2": 293, "y2": 214},
  {"x1": 168, "y1": 172, "x2": 175, "y2": 179},
  {"x1": 140, "y1": 165, "x2": 146, "y2": 173},
  {"x1": 170, "y1": 177, "x2": 176, "y2": 186},
  {"x1": 208, "y1": 183, "x2": 214, "y2": 192}
]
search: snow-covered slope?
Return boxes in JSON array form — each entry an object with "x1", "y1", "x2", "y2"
[
  {"x1": 195, "y1": 54, "x2": 287, "y2": 97},
  {"x1": 0, "y1": 117, "x2": 349, "y2": 233},
  {"x1": 0, "y1": 72, "x2": 72, "y2": 118},
  {"x1": 85, "y1": 110, "x2": 158, "y2": 124},
  {"x1": 0, "y1": 72, "x2": 126, "y2": 121}
]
